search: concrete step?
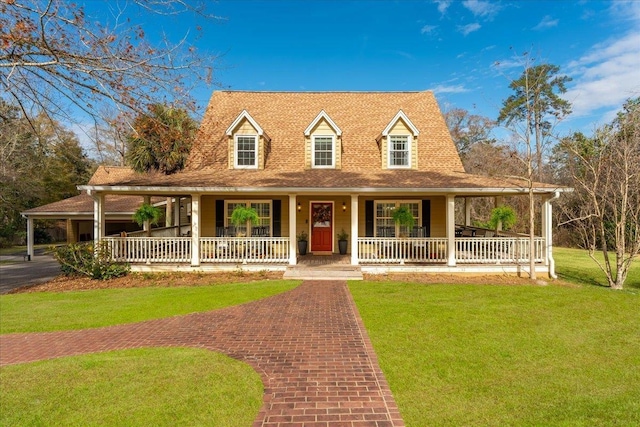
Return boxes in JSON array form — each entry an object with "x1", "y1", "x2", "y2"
[{"x1": 283, "y1": 266, "x2": 363, "y2": 280}]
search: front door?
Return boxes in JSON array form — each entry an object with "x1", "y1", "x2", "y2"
[{"x1": 311, "y1": 202, "x2": 333, "y2": 252}]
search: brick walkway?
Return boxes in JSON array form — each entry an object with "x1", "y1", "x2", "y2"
[{"x1": 0, "y1": 280, "x2": 404, "y2": 426}]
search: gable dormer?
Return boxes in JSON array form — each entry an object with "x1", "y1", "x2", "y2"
[
  {"x1": 304, "y1": 110, "x2": 342, "y2": 170},
  {"x1": 225, "y1": 110, "x2": 270, "y2": 169},
  {"x1": 379, "y1": 110, "x2": 419, "y2": 170}
]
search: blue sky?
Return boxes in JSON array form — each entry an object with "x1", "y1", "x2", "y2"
[{"x1": 87, "y1": 0, "x2": 640, "y2": 136}]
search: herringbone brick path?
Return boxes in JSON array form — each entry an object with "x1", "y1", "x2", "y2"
[{"x1": 0, "y1": 280, "x2": 404, "y2": 426}]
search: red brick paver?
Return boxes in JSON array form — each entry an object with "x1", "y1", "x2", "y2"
[{"x1": 0, "y1": 280, "x2": 404, "y2": 426}]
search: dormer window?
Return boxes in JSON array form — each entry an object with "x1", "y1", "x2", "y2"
[
  {"x1": 312, "y1": 135, "x2": 335, "y2": 168},
  {"x1": 226, "y1": 110, "x2": 269, "y2": 170},
  {"x1": 388, "y1": 135, "x2": 411, "y2": 168},
  {"x1": 235, "y1": 135, "x2": 258, "y2": 168},
  {"x1": 305, "y1": 110, "x2": 342, "y2": 170},
  {"x1": 381, "y1": 110, "x2": 420, "y2": 170}
]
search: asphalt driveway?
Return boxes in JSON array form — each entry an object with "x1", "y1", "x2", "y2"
[{"x1": 0, "y1": 250, "x2": 60, "y2": 294}]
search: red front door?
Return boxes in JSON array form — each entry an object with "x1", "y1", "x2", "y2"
[{"x1": 311, "y1": 202, "x2": 333, "y2": 252}]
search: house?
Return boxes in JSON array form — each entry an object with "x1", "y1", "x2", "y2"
[{"x1": 24, "y1": 91, "x2": 568, "y2": 276}]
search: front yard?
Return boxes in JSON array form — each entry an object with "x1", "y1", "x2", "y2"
[{"x1": 1, "y1": 247, "x2": 638, "y2": 426}]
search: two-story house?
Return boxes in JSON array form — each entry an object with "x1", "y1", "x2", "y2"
[{"x1": 24, "y1": 91, "x2": 568, "y2": 277}]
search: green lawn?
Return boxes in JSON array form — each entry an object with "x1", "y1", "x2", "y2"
[
  {"x1": 0, "y1": 347, "x2": 262, "y2": 427},
  {"x1": 554, "y1": 246, "x2": 640, "y2": 288},
  {"x1": 0, "y1": 280, "x2": 300, "y2": 334},
  {"x1": 350, "y1": 281, "x2": 640, "y2": 426}
]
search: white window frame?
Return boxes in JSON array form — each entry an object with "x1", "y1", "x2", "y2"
[
  {"x1": 374, "y1": 200, "x2": 421, "y2": 237},
  {"x1": 311, "y1": 135, "x2": 336, "y2": 169},
  {"x1": 387, "y1": 134, "x2": 412, "y2": 169},
  {"x1": 224, "y1": 200, "x2": 272, "y2": 236},
  {"x1": 234, "y1": 134, "x2": 258, "y2": 169}
]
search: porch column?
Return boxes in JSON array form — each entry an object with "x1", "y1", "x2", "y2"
[
  {"x1": 143, "y1": 195, "x2": 151, "y2": 234},
  {"x1": 190, "y1": 194, "x2": 200, "y2": 267},
  {"x1": 174, "y1": 197, "x2": 181, "y2": 236},
  {"x1": 446, "y1": 194, "x2": 456, "y2": 267},
  {"x1": 543, "y1": 192, "x2": 559, "y2": 278},
  {"x1": 92, "y1": 192, "x2": 105, "y2": 244},
  {"x1": 288, "y1": 194, "x2": 297, "y2": 265},
  {"x1": 465, "y1": 197, "x2": 472, "y2": 226},
  {"x1": 26, "y1": 217, "x2": 34, "y2": 261},
  {"x1": 350, "y1": 194, "x2": 358, "y2": 266}
]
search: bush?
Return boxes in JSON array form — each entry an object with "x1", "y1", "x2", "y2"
[{"x1": 51, "y1": 242, "x2": 129, "y2": 280}]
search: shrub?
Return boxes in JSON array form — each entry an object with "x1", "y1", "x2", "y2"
[{"x1": 51, "y1": 242, "x2": 130, "y2": 280}]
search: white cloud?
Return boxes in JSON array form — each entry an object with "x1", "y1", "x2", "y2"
[
  {"x1": 421, "y1": 25, "x2": 437, "y2": 34},
  {"x1": 462, "y1": 0, "x2": 500, "y2": 19},
  {"x1": 431, "y1": 84, "x2": 470, "y2": 94},
  {"x1": 434, "y1": 0, "x2": 451, "y2": 15},
  {"x1": 564, "y1": 32, "x2": 640, "y2": 119},
  {"x1": 458, "y1": 23, "x2": 481, "y2": 36},
  {"x1": 533, "y1": 15, "x2": 559, "y2": 30}
]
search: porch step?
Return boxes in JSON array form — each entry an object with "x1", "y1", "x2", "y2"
[{"x1": 283, "y1": 265, "x2": 363, "y2": 281}]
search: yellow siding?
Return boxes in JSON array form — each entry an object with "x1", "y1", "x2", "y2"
[
  {"x1": 67, "y1": 219, "x2": 78, "y2": 243},
  {"x1": 430, "y1": 196, "x2": 446, "y2": 237},
  {"x1": 228, "y1": 118, "x2": 261, "y2": 169},
  {"x1": 201, "y1": 196, "x2": 216, "y2": 237},
  {"x1": 306, "y1": 119, "x2": 340, "y2": 169},
  {"x1": 386, "y1": 119, "x2": 418, "y2": 170}
]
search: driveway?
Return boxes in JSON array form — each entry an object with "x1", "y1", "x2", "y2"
[{"x1": 0, "y1": 249, "x2": 60, "y2": 294}]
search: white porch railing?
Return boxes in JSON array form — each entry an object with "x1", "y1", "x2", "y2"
[
  {"x1": 358, "y1": 237, "x2": 545, "y2": 265},
  {"x1": 455, "y1": 237, "x2": 545, "y2": 264},
  {"x1": 200, "y1": 237, "x2": 289, "y2": 263},
  {"x1": 358, "y1": 238, "x2": 449, "y2": 263},
  {"x1": 104, "y1": 237, "x2": 191, "y2": 263}
]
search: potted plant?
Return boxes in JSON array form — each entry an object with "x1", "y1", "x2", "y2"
[
  {"x1": 230, "y1": 205, "x2": 260, "y2": 237},
  {"x1": 392, "y1": 206, "x2": 415, "y2": 238},
  {"x1": 489, "y1": 205, "x2": 516, "y2": 233},
  {"x1": 297, "y1": 230, "x2": 308, "y2": 255},
  {"x1": 133, "y1": 203, "x2": 163, "y2": 236},
  {"x1": 337, "y1": 229, "x2": 348, "y2": 255}
]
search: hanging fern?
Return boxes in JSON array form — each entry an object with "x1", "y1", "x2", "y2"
[
  {"x1": 230, "y1": 205, "x2": 260, "y2": 227},
  {"x1": 132, "y1": 203, "x2": 163, "y2": 226}
]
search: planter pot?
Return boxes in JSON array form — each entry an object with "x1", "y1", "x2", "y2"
[
  {"x1": 298, "y1": 240, "x2": 308, "y2": 256},
  {"x1": 338, "y1": 239, "x2": 348, "y2": 255}
]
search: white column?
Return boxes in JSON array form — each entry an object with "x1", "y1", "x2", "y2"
[
  {"x1": 174, "y1": 197, "x2": 181, "y2": 236},
  {"x1": 350, "y1": 194, "x2": 359, "y2": 266},
  {"x1": 190, "y1": 194, "x2": 200, "y2": 267},
  {"x1": 93, "y1": 192, "x2": 105, "y2": 244},
  {"x1": 26, "y1": 217, "x2": 34, "y2": 261},
  {"x1": 541, "y1": 195, "x2": 549, "y2": 266},
  {"x1": 288, "y1": 194, "x2": 297, "y2": 265},
  {"x1": 543, "y1": 193, "x2": 558, "y2": 278},
  {"x1": 446, "y1": 194, "x2": 456, "y2": 267},
  {"x1": 143, "y1": 195, "x2": 151, "y2": 234},
  {"x1": 465, "y1": 197, "x2": 472, "y2": 226}
]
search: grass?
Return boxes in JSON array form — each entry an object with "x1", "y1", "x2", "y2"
[
  {"x1": 0, "y1": 347, "x2": 262, "y2": 426},
  {"x1": 554, "y1": 246, "x2": 640, "y2": 288},
  {"x1": 0, "y1": 280, "x2": 299, "y2": 334},
  {"x1": 350, "y1": 281, "x2": 640, "y2": 426}
]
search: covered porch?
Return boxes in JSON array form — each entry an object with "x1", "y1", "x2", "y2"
[{"x1": 85, "y1": 189, "x2": 560, "y2": 278}]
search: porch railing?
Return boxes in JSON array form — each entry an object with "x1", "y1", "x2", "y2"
[
  {"x1": 358, "y1": 238, "x2": 448, "y2": 263},
  {"x1": 104, "y1": 237, "x2": 191, "y2": 263},
  {"x1": 455, "y1": 237, "x2": 545, "y2": 264},
  {"x1": 200, "y1": 237, "x2": 289, "y2": 263},
  {"x1": 358, "y1": 237, "x2": 545, "y2": 265}
]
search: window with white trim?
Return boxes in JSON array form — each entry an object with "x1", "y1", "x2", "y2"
[
  {"x1": 374, "y1": 201, "x2": 420, "y2": 237},
  {"x1": 388, "y1": 135, "x2": 411, "y2": 168},
  {"x1": 225, "y1": 200, "x2": 271, "y2": 236},
  {"x1": 312, "y1": 135, "x2": 335, "y2": 168},
  {"x1": 235, "y1": 135, "x2": 258, "y2": 168}
]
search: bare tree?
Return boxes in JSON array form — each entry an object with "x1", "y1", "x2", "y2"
[
  {"x1": 558, "y1": 98, "x2": 640, "y2": 289},
  {"x1": 443, "y1": 107, "x2": 496, "y2": 158},
  {"x1": 1, "y1": 0, "x2": 219, "y2": 130}
]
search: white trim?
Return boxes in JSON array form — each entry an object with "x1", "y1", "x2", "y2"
[
  {"x1": 225, "y1": 110, "x2": 264, "y2": 136},
  {"x1": 387, "y1": 134, "x2": 412, "y2": 169},
  {"x1": 234, "y1": 134, "x2": 259, "y2": 169},
  {"x1": 311, "y1": 135, "x2": 336, "y2": 169},
  {"x1": 381, "y1": 110, "x2": 419, "y2": 136},
  {"x1": 304, "y1": 110, "x2": 342, "y2": 136}
]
